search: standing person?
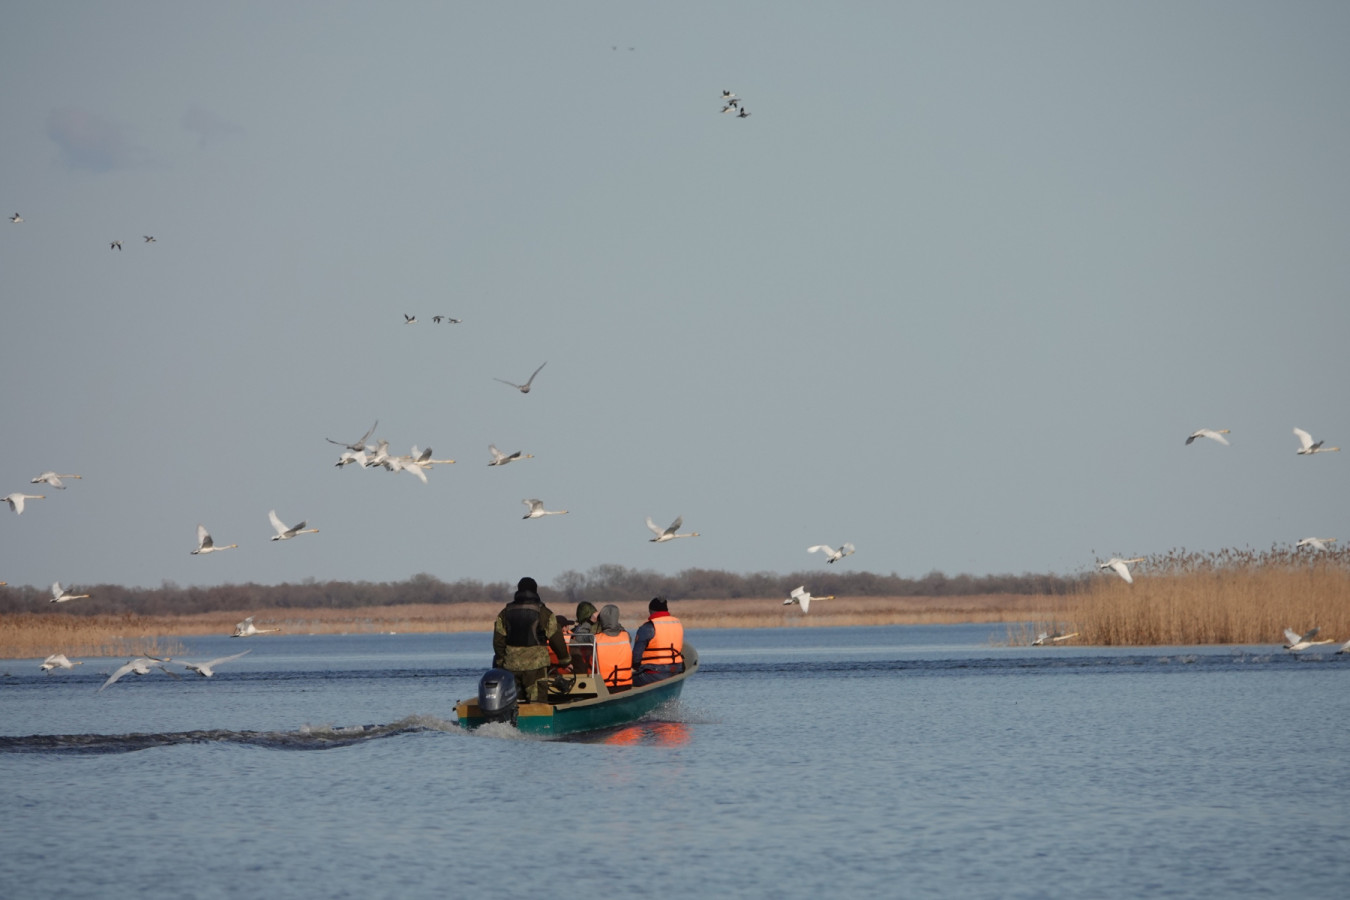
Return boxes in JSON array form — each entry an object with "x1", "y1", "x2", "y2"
[
  {"x1": 631, "y1": 596, "x2": 684, "y2": 686},
  {"x1": 568, "y1": 602, "x2": 599, "y2": 674},
  {"x1": 593, "y1": 604, "x2": 632, "y2": 689},
  {"x1": 492, "y1": 576, "x2": 570, "y2": 702}
]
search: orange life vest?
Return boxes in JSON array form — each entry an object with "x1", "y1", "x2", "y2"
[
  {"x1": 594, "y1": 631, "x2": 632, "y2": 687},
  {"x1": 639, "y1": 614, "x2": 684, "y2": 667}
]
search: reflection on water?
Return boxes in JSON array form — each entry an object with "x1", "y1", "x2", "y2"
[{"x1": 569, "y1": 720, "x2": 693, "y2": 746}]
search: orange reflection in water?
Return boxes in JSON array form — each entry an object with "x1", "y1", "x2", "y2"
[{"x1": 594, "y1": 721, "x2": 691, "y2": 747}]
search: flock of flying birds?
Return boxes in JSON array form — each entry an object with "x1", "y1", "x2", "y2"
[{"x1": 720, "y1": 89, "x2": 751, "y2": 118}]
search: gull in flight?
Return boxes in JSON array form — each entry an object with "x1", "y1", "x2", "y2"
[
  {"x1": 1185, "y1": 429, "x2": 1230, "y2": 446},
  {"x1": 181, "y1": 649, "x2": 251, "y2": 677},
  {"x1": 1296, "y1": 537, "x2": 1337, "y2": 552},
  {"x1": 269, "y1": 509, "x2": 318, "y2": 541},
  {"x1": 1283, "y1": 627, "x2": 1335, "y2": 652},
  {"x1": 98, "y1": 656, "x2": 177, "y2": 692},
  {"x1": 110, "y1": 239, "x2": 122, "y2": 251},
  {"x1": 192, "y1": 524, "x2": 238, "y2": 555},
  {"x1": 4, "y1": 492, "x2": 46, "y2": 514},
  {"x1": 30, "y1": 471, "x2": 82, "y2": 489},
  {"x1": 495, "y1": 361, "x2": 547, "y2": 393},
  {"x1": 1032, "y1": 631, "x2": 1079, "y2": 645},
  {"x1": 488, "y1": 444, "x2": 533, "y2": 466},
  {"x1": 1294, "y1": 427, "x2": 1340, "y2": 455},
  {"x1": 783, "y1": 586, "x2": 833, "y2": 614},
  {"x1": 523, "y1": 498, "x2": 568, "y2": 519},
  {"x1": 50, "y1": 582, "x2": 91, "y2": 603},
  {"x1": 1099, "y1": 557, "x2": 1145, "y2": 583},
  {"x1": 41, "y1": 654, "x2": 82, "y2": 672},
  {"x1": 233, "y1": 616, "x2": 281, "y2": 637},
  {"x1": 647, "y1": 516, "x2": 699, "y2": 542},
  {"x1": 808, "y1": 543, "x2": 855, "y2": 564},
  {"x1": 326, "y1": 419, "x2": 378, "y2": 452},
  {"x1": 10, "y1": 213, "x2": 21, "y2": 223}
]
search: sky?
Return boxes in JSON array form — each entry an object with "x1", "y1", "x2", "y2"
[{"x1": 3, "y1": 2, "x2": 1349, "y2": 593}]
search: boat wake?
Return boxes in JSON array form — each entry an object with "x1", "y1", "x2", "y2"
[{"x1": 0, "y1": 714, "x2": 463, "y2": 754}]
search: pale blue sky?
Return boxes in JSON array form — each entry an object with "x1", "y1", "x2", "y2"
[{"x1": 3, "y1": 2, "x2": 1347, "y2": 592}]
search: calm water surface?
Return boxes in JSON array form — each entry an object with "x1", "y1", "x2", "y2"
[{"x1": 2, "y1": 624, "x2": 1347, "y2": 899}]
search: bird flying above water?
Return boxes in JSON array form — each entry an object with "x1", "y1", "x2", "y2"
[
  {"x1": 181, "y1": 649, "x2": 251, "y2": 677},
  {"x1": 494, "y1": 361, "x2": 547, "y2": 393},
  {"x1": 1185, "y1": 429, "x2": 1230, "y2": 446},
  {"x1": 647, "y1": 516, "x2": 699, "y2": 542},
  {"x1": 3, "y1": 493, "x2": 45, "y2": 514},
  {"x1": 1283, "y1": 627, "x2": 1334, "y2": 652},
  {"x1": 1294, "y1": 427, "x2": 1340, "y2": 455},
  {"x1": 268, "y1": 510, "x2": 318, "y2": 541},
  {"x1": 522, "y1": 499, "x2": 568, "y2": 519}
]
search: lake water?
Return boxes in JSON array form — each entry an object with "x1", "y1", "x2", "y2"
[{"x1": 2, "y1": 624, "x2": 1347, "y2": 899}]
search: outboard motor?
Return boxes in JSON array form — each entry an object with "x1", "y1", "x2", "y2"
[{"x1": 477, "y1": 668, "x2": 519, "y2": 726}]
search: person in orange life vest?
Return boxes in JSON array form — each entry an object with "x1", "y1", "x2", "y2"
[
  {"x1": 568, "y1": 602, "x2": 598, "y2": 674},
  {"x1": 631, "y1": 596, "x2": 684, "y2": 686},
  {"x1": 491, "y1": 577, "x2": 570, "y2": 702},
  {"x1": 593, "y1": 603, "x2": 632, "y2": 688},
  {"x1": 548, "y1": 615, "x2": 572, "y2": 666}
]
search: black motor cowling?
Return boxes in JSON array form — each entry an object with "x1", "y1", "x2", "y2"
[{"x1": 477, "y1": 668, "x2": 519, "y2": 725}]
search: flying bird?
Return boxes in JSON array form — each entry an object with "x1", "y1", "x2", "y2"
[
  {"x1": 1294, "y1": 427, "x2": 1340, "y2": 455},
  {"x1": 1337, "y1": 638, "x2": 1350, "y2": 655},
  {"x1": 737, "y1": 107, "x2": 750, "y2": 118},
  {"x1": 647, "y1": 516, "x2": 699, "y2": 542},
  {"x1": 50, "y1": 582, "x2": 91, "y2": 603},
  {"x1": 3, "y1": 493, "x2": 45, "y2": 514},
  {"x1": 181, "y1": 649, "x2": 251, "y2": 677},
  {"x1": 192, "y1": 524, "x2": 238, "y2": 555},
  {"x1": 268, "y1": 509, "x2": 318, "y2": 541},
  {"x1": 326, "y1": 419, "x2": 378, "y2": 452},
  {"x1": 110, "y1": 240, "x2": 122, "y2": 251},
  {"x1": 1296, "y1": 537, "x2": 1337, "y2": 551},
  {"x1": 1099, "y1": 557, "x2": 1145, "y2": 584},
  {"x1": 783, "y1": 586, "x2": 833, "y2": 614},
  {"x1": 808, "y1": 543, "x2": 855, "y2": 564},
  {"x1": 488, "y1": 444, "x2": 533, "y2": 466},
  {"x1": 41, "y1": 654, "x2": 82, "y2": 672},
  {"x1": 1283, "y1": 627, "x2": 1335, "y2": 652},
  {"x1": 522, "y1": 498, "x2": 568, "y2": 519},
  {"x1": 143, "y1": 235, "x2": 156, "y2": 243},
  {"x1": 1185, "y1": 429, "x2": 1230, "y2": 446},
  {"x1": 1032, "y1": 631, "x2": 1079, "y2": 645},
  {"x1": 29, "y1": 472, "x2": 81, "y2": 489},
  {"x1": 98, "y1": 656, "x2": 177, "y2": 692},
  {"x1": 9, "y1": 213, "x2": 21, "y2": 223},
  {"x1": 494, "y1": 361, "x2": 547, "y2": 393},
  {"x1": 232, "y1": 616, "x2": 281, "y2": 637},
  {"x1": 404, "y1": 314, "x2": 417, "y2": 324},
  {"x1": 432, "y1": 316, "x2": 461, "y2": 324}
]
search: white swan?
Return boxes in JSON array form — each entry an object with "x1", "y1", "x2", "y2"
[
  {"x1": 326, "y1": 420, "x2": 378, "y2": 452},
  {"x1": 232, "y1": 616, "x2": 281, "y2": 637},
  {"x1": 1099, "y1": 557, "x2": 1145, "y2": 583},
  {"x1": 50, "y1": 582, "x2": 91, "y2": 603},
  {"x1": 1283, "y1": 627, "x2": 1335, "y2": 652},
  {"x1": 98, "y1": 656, "x2": 177, "y2": 692},
  {"x1": 488, "y1": 444, "x2": 533, "y2": 466},
  {"x1": 1338, "y1": 638, "x2": 1350, "y2": 655},
  {"x1": 110, "y1": 239, "x2": 122, "y2": 251},
  {"x1": 408, "y1": 446, "x2": 455, "y2": 469},
  {"x1": 192, "y1": 524, "x2": 238, "y2": 555},
  {"x1": 30, "y1": 472, "x2": 82, "y2": 489},
  {"x1": 269, "y1": 509, "x2": 318, "y2": 541},
  {"x1": 783, "y1": 586, "x2": 833, "y2": 614},
  {"x1": 1296, "y1": 537, "x2": 1337, "y2": 551},
  {"x1": 431, "y1": 316, "x2": 461, "y2": 324},
  {"x1": 647, "y1": 516, "x2": 699, "y2": 542},
  {"x1": 404, "y1": 314, "x2": 417, "y2": 324},
  {"x1": 494, "y1": 361, "x2": 547, "y2": 393},
  {"x1": 1032, "y1": 631, "x2": 1079, "y2": 645},
  {"x1": 41, "y1": 654, "x2": 82, "y2": 672},
  {"x1": 10, "y1": 213, "x2": 21, "y2": 223},
  {"x1": 1294, "y1": 427, "x2": 1340, "y2": 455},
  {"x1": 523, "y1": 499, "x2": 568, "y2": 519},
  {"x1": 1185, "y1": 429, "x2": 1230, "y2": 446},
  {"x1": 807, "y1": 543, "x2": 855, "y2": 563},
  {"x1": 143, "y1": 235, "x2": 156, "y2": 243},
  {"x1": 334, "y1": 447, "x2": 369, "y2": 467},
  {"x1": 181, "y1": 649, "x2": 251, "y2": 677},
  {"x1": 3, "y1": 493, "x2": 45, "y2": 514}
]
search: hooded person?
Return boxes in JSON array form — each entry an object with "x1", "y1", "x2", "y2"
[
  {"x1": 631, "y1": 597, "x2": 684, "y2": 686},
  {"x1": 593, "y1": 604, "x2": 632, "y2": 688},
  {"x1": 491, "y1": 576, "x2": 570, "y2": 702},
  {"x1": 566, "y1": 601, "x2": 599, "y2": 673}
]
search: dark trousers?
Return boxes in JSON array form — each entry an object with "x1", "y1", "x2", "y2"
[
  {"x1": 510, "y1": 666, "x2": 548, "y2": 702},
  {"x1": 633, "y1": 664, "x2": 679, "y2": 686}
]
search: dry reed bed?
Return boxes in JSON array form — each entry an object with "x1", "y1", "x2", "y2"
[{"x1": 1, "y1": 595, "x2": 1053, "y2": 659}]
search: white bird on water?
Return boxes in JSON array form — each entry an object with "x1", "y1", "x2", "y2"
[
  {"x1": 30, "y1": 471, "x2": 82, "y2": 489},
  {"x1": 50, "y1": 582, "x2": 91, "y2": 603},
  {"x1": 269, "y1": 509, "x2": 318, "y2": 541},
  {"x1": 1296, "y1": 537, "x2": 1337, "y2": 552},
  {"x1": 1283, "y1": 627, "x2": 1335, "y2": 652},
  {"x1": 233, "y1": 616, "x2": 281, "y2": 637},
  {"x1": 98, "y1": 656, "x2": 177, "y2": 692},
  {"x1": 494, "y1": 361, "x2": 547, "y2": 394},
  {"x1": 41, "y1": 654, "x2": 82, "y2": 672},
  {"x1": 1294, "y1": 427, "x2": 1340, "y2": 455},
  {"x1": 1032, "y1": 631, "x2": 1079, "y2": 645},
  {"x1": 807, "y1": 543, "x2": 855, "y2": 564},
  {"x1": 1099, "y1": 557, "x2": 1145, "y2": 584},
  {"x1": 192, "y1": 524, "x2": 238, "y2": 555},
  {"x1": 523, "y1": 499, "x2": 568, "y2": 519},
  {"x1": 647, "y1": 516, "x2": 700, "y2": 542},
  {"x1": 784, "y1": 586, "x2": 833, "y2": 614},
  {"x1": 181, "y1": 649, "x2": 251, "y2": 677},
  {"x1": 1185, "y1": 429, "x2": 1230, "y2": 446},
  {"x1": 488, "y1": 444, "x2": 533, "y2": 466},
  {"x1": 3, "y1": 493, "x2": 46, "y2": 514},
  {"x1": 1338, "y1": 638, "x2": 1350, "y2": 655}
]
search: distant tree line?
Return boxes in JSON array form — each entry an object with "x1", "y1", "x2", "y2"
[{"x1": 0, "y1": 566, "x2": 1087, "y2": 617}]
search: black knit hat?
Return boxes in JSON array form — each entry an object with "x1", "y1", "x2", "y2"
[
  {"x1": 649, "y1": 596, "x2": 668, "y2": 612},
  {"x1": 518, "y1": 576, "x2": 538, "y2": 593}
]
